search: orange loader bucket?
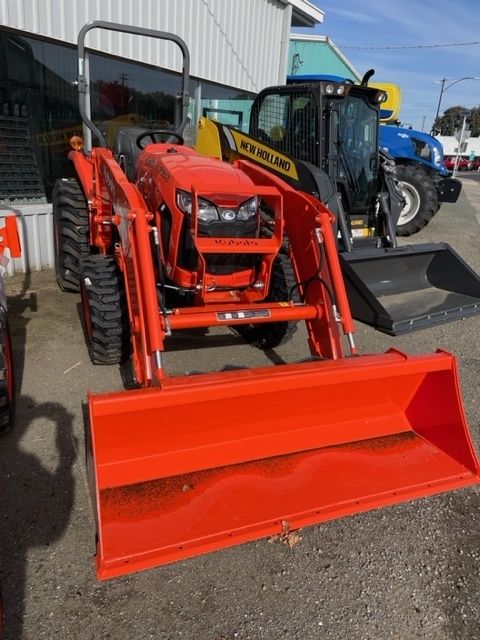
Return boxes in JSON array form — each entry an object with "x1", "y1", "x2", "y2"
[{"x1": 87, "y1": 349, "x2": 479, "y2": 579}]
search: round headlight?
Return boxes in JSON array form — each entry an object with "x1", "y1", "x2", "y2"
[
  {"x1": 376, "y1": 91, "x2": 387, "y2": 103},
  {"x1": 325, "y1": 84, "x2": 335, "y2": 95},
  {"x1": 336, "y1": 85, "x2": 345, "y2": 95}
]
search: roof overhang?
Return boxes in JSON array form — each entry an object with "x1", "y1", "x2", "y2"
[
  {"x1": 281, "y1": 0, "x2": 324, "y2": 27},
  {"x1": 289, "y1": 33, "x2": 361, "y2": 81}
]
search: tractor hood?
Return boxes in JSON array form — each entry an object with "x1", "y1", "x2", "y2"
[
  {"x1": 139, "y1": 145, "x2": 257, "y2": 193},
  {"x1": 380, "y1": 125, "x2": 449, "y2": 176}
]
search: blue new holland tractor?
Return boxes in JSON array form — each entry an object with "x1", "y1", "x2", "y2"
[{"x1": 377, "y1": 106, "x2": 459, "y2": 236}]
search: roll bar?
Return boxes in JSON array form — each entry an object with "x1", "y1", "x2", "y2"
[{"x1": 77, "y1": 20, "x2": 190, "y2": 148}]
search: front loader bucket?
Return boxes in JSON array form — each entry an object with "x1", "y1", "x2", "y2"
[
  {"x1": 87, "y1": 350, "x2": 479, "y2": 579},
  {"x1": 340, "y1": 243, "x2": 480, "y2": 335}
]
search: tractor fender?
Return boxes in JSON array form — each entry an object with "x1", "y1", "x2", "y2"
[{"x1": 68, "y1": 150, "x2": 95, "y2": 200}]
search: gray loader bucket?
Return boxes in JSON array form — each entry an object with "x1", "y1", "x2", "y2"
[{"x1": 340, "y1": 243, "x2": 480, "y2": 335}]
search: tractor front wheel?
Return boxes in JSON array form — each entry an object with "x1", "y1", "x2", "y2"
[
  {"x1": 236, "y1": 254, "x2": 298, "y2": 349},
  {"x1": 52, "y1": 177, "x2": 90, "y2": 292},
  {"x1": 395, "y1": 165, "x2": 438, "y2": 236},
  {"x1": 80, "y1": 256, "x2": 130, "y2": 365}
]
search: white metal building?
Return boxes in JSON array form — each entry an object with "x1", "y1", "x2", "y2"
[
  {"x1": 0, "y1": 0, "x2": 323, "y2": 273},
  {"x1": 438, "y1": 135, "x2": 480, "y2": 157}
]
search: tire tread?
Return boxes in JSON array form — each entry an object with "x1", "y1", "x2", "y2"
[
  {"x1": 53, "y1": 178, "x2": 90, "y2": 291},
  {"x1": 80, "y1": 256, "x2": 130, "y2": 365}
]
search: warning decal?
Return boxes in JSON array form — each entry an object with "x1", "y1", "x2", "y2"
[{"x1": 217, "y1": 309, "x2": 271, "y2": 321}]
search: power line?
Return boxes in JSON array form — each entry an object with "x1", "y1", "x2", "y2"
[{"x1": 339, "y1": 41, "x2": 480, "y2": 50}]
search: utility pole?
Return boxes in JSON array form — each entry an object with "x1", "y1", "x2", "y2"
[{"x1": 432, "y1": 77, "x2": 446, "y2": 134}]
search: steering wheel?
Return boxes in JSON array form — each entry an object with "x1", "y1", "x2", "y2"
[{"x1": 136, "y1": 130, "x2": 184, "y2": 150}]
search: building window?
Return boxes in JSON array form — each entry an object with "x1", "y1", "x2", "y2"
[
  {"x1": 200, "y1": 80, "x2": 254, "y2": 132},
  {"x1": 0, "y1": 28, "x2": 256, "y2": 204},
  {"x1": 0, "y1": 29, "x2": 188, "y2": 202}
]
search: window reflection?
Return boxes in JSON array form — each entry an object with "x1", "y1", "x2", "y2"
[
  {"x1": 0, "y1": 28, "x2": 255, "y2": 203},
  {"x1": 0, "y1": 29, "x2": 186, "y2": 201}
]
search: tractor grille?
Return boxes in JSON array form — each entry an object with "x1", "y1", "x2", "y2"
[
  {"x1": 205, "y1": 253, "x2": 256, "y2": 275},
  {"x1": 201, "y1": 219, "x2": 258, "y2": 274},
  {"x1": 179, "y1": 218, "x2": 259, "y2": 275}
]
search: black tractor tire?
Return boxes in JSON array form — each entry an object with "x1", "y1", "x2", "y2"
[
  {"x1": 395, "y1": 164, "x2": 438, "y2": 237},
  {"x1": 0, "y1": 309, "x2": 15, "y2": 434},
  {"x1": 236, "y1": 253, "x2": 298, "y2": 349},
  {"x1": 80, "y1": 255, "x2": 130, "y2": 365},
  {"x1": 52, "y1": 177, "x2": 90, "y2": 292}
]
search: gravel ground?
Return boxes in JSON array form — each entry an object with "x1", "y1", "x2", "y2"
[{"x1": 0, "y1": 179, "x2": 479, "y2": 640}]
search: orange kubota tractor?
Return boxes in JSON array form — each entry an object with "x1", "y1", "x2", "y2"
[{"x1": 53, "y1": 22, "x2": 480, "y2": 580}]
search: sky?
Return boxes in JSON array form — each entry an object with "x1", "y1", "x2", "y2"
[{"x1": 293, "y1": 0, "x2": 480, "y2": 132}]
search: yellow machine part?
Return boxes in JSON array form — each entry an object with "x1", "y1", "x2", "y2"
[
  {"x1": 195, "y1": 117, "x2": 299, "y2": 181},
  {"x1": 371, "y1": 82, "x2": 402, "y2": 123},
  {"x1": 195, "y1": 117, "x2": 223, "y2": 159}
]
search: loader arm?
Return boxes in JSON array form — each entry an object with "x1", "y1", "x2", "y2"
[
  {"x1": 235, "y1": 159, "x2": 355, "y2": 356},
  {"x1": 70, "y1": 148, "x2": 165, "y2": 386}
]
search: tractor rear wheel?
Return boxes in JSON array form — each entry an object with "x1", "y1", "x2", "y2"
[
  {"x1": 0, "y1": 309, "x2": 15, "y2": 434},
  {"x1": 395, "y1": 165, "x2": 438, "y2": 236},
  {"x1": 52, "y1": 177, "x2": 90, "y2": 292},
  {"x1": 237, "y1": 254, "x2": 298, "y2": 349},
  {"x1": 80, "y1": 255, "x2": 130, "y2": 365}
]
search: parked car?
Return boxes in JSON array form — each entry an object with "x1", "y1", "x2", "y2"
[
  {"x1": 469, "y1": 156, "x2": 480, "y2": 171},
  {"x1": 444, "y1": 155, "x2": 472, "y2": 171}
]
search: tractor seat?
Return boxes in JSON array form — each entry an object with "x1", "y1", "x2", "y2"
[{"x1": 113, "y1": 126, "x2": 151, "y2": 181}]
